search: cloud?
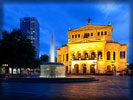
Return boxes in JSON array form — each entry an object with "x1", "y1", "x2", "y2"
[{"x1": 96, "y1": 3, "x2": 123, "y2": 17}]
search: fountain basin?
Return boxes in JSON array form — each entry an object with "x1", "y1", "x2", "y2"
[
  {"x1": 40, "y1": 62, "x2": 65, "y2": 78},
  {"x1": 3, "y1": 77, "x2": 98, "y2": 83}
]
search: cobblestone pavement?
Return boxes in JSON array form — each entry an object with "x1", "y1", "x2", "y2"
[{"x1": 0, "y1": 75, "x2": 132, "y2": 100}]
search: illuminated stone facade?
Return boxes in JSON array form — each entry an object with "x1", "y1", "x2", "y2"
[{"x1": 56, "y1": 20, "x2": 128, "y2": 74}]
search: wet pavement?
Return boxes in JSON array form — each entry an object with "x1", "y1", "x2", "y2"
[{"x1": 0, "y1": 75, "x2": 132, "y2": 100}]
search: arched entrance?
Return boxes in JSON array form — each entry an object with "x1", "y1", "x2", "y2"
[
  {"x1": 74, "y1": 64, "x2": 79, "y2": 74},
  {"x1": 90, "y1": 64, "x2": 95, "y2": 74},
  {"x1": 107, "y1": 65, "x2": 111, "y2": 72},
  {"x1": 82, "y1": 64, "x2": 86, "y2": 74}
]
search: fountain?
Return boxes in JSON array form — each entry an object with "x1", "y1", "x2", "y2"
[
  {"x1": 40, "y1": 33, "x2": 65, "y2": 78},
  {"x1": 3, "y1": 33, "x2": 97, "y2": 83}
]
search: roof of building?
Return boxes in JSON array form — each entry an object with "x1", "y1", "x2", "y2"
[{"x1": 67, "y1": 24, "x2": 113, "y2": 33}]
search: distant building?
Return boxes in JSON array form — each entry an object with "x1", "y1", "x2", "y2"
[
  {"x1": 20, "y1": 17, "x2": 39, "y2": 59},
  {"x1": 57, "y1": 19, "x2": 128, "y2": 74}
]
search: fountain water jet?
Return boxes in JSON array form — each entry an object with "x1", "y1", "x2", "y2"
[
  {"x1": 40, "y1": 33, "x2": 65, "y2": 78},
  {"x1": 49, "y1": 33, "x2": 55, "y2": 62}
]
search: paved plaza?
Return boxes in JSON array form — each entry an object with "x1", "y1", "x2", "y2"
[{"x1": 0, "y1": 75, "x2": 132, "y2": 100}]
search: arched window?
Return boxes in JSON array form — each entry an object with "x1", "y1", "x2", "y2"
[
  {"x1": 91, "y1": 52, "x2": 96, "y2": 60},
  {"x1": 82, "y1": 64, "x2": 86, "y2": 74},
  {"x1": 74, "y1": 64, "x2": 79, "y2": 74},
  {"x1": 98, "y1": 52, "x2": 102, "y2": 59},
  {"x1": 84, "y1": 33, "x2": 88, "y2": 38},
  {"x1": 85, "y1": 53, "x2": 88, "y2": 59},
  {"x1": 75, "y1": 34, "x2": 77, "y2": 38},
  {"x1": 107, "y1": 51, "x2": 110, "y2": 60},
  {"x1": 78, "y1": 52, "x2": 81, "y2": 59},
  {"x1": 72, "y1": 53, "x2": 75, "y2": 59},
  {"x1": 66, "y1": 54, "x2": 68, "y2": 61},
  {"x1": 113, "y1": 52, "x2": 115, "y2": 60}
]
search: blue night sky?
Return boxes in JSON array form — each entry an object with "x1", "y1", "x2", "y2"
[{"x1": 3, "y1": 2, "x2": 131, "y2": 62}]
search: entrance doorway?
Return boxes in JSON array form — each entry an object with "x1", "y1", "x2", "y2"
[
  {"x1": 90, "y1": 64, "x2": 95, "y2": 74},
  {"x1": 82, "y1": 64, "x2": 86, "y2": 74},
  {"x1": 74, "y1": 64, "x2": 79, "y2": 74}
]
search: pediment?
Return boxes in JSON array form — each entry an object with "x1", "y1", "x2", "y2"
[
  {"x1": 69, "y1": 38, "x2": 104, "y2": 44},
  {"x1": 68, "y1": 24, "x2": 112, "y2": 33}
]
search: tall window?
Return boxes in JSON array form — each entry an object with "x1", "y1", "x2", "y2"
[
  {"x1": 88, "y1": 33, "x2": 89, "y2": 37},
  {"x1": 97, "y1": 32, "x2": 100, "y2": 36},
  {"x1": 72, "y1": 53, "x2": 75, "y2": 59},
  {"x1": 72, "y1": 35, "x2": 74, "y2": 38},
  {"x1": 113, "y1": 52, "x2": 115, "y2": 60},
  {"x1": 91, "y1": 33, "x2": 93, "y2": 36},
  {"x1": 101, "y1": 32, "x2": 103, "y2": 35},
  {"x1": 105, "y1": 31, "x2": 107, "y2": 35},
  {"x1": 78, "y1": 34, "x2": 80, "y2": 38},
  {"x1": 75, "y1": 34, "x2": 77, "y2": 38},
  {"x1": 98, "y1": 52, "x2": 102, "y2": 59},
  {"x1": 66, "y1": 54, "x2": 68, "y2": 61},
  {"x1": 91, "y1": 52, "x2": 96, "y2": 60},
  {"x1": 120, "y1": 51, "x2": 125, "y2": 59},
  {"x1": 79, "y1": 53, "x2": 81, "y2": 59},
  {"x1": 85, "y1": 53, "x2": 88, "y2": 59},
  {"x1": 107, "y1": 51, "x2": 110, "y2": 60},
  {"x1": 84, "y1": 33, "x2": 88, "y2": 38}
]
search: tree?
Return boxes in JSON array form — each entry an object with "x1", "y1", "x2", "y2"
[
  {"x1": 40, "y1": 54, "x2": 49, "y2": 63},
  {"x1": 128, "y1": 63, "x2": 133, "y2": 70},
  {"x1": 0, "y1": 29, "x2": 39, "y2": 75}
]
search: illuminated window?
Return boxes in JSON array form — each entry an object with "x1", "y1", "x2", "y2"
[
  {"x1": 72, "y1": 35, "x2": 74, "y2": 38},
  {"x1": 113, "y1": 52, "x2": 115, "y2": 60},
  {"x1": 107, "y1": 51, "x2": 110, "y2": 60},
  {"x1": 101, "y1": 32, "x2": 103, "y2": 35},
  {"x1": 66, "y1": 54, "x2": 68, "y2": 61},
  {"x1": 88, "y1": 33, "x2": 89, "y2": 37},
  {"x1": 84, "y1": 33, "x2": 88, "y2": 38},
  {"x1": 97, "y1": 32, "x2": 100, "y2": 36},
  {"x1": 75, "y1": 34, "x2": 77, "y2": 38},
  {"x1": 98, "y1": 52, "x2": 102, "y2": 59},
  {"x1": 105, "y1": 31, "x2": 107, "y2": 35},
  {"x1": 91, "y1": 52, "x2": 96, "y2": 60},
  {"x1": 78, "y1": 34, "x2": 80, "y2": 38},
  {"x1": 120, "y1": 51, "x2": 125, "y2": 59},
  {"x1": 91, "y1": 33, "x2": 93, "y2": 36}
]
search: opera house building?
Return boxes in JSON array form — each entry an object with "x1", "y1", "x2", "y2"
[{"x1": 56, "y1": 19, "x2": 128, "y2": 74}]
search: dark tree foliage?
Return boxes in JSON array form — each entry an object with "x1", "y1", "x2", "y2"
[
  {"x1": 40, "y1": 54, "x2": 57, "y2": 63},
  {"x1": 0, "y1": 29, "x2": 40, "y2": 71},
  {"x1": 129, "y1": 63, "x2": 133, "y2": 70},
  {"x1": 40, "y1": 54, "x2": 49, "y2": 63}
]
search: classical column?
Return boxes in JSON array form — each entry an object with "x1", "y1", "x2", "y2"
[{"x1": 95, "y1": 51, "x2": 99, "y2": 73}]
